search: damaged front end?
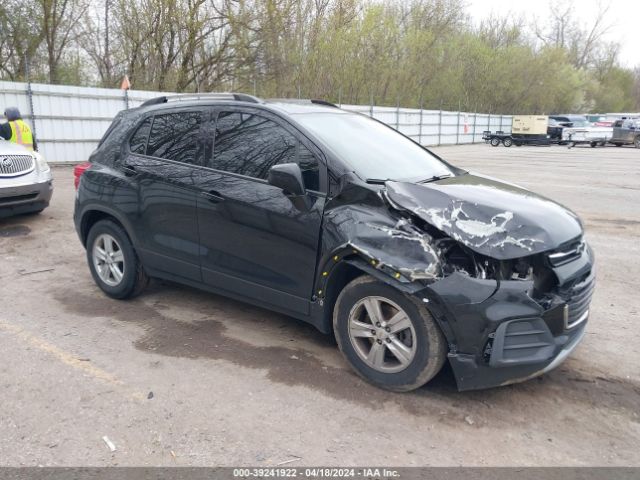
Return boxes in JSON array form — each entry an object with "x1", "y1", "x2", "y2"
[
  {"x1": 317, "y1": 173, "x2": 595, "y2": 391},
  {"x1": 426, "y1": 241, "x2": 594, "y2": 391}
]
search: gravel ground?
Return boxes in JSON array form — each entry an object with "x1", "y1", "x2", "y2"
[{"x1": 0, "y1": 143, "x2": 638, "y2": 467}]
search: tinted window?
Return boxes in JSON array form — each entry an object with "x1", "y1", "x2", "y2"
[
  {"x1": 212, "y1": 112, "x2": 297, "y2": 180},
  {"x1": 147, "y1": 111, "x2": 201, "y2": 164},
  {"x1": 129, "y1": 117, "x2": 152, "y2": 154},
  {"x1": 295, "y1": 113, "x2": 452, "y2": 182}
]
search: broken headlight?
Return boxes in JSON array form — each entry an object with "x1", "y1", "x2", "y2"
[
  {"x1": 437, "y1": 239, "x2": 498, "y2": 279},
  {"x1": 438, "y1": 238, "x2": 553, "y2": 287}
]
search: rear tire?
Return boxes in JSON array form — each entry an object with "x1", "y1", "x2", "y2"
[
  {"x1": 490, "y1": 137, "x2": 500, "y2": 147},
  {"x1": 503, "y1": 137, "x2": 513, "y2": 147},
  {"x1": 634, "y1": 136, "x2": 640, "y2": 149},
  {"x1": 333, "y1": 275, "x2": 447, "y2": 392},
  {"x1": 86, "y1": 219, "x2": 149, "y2": 299}
]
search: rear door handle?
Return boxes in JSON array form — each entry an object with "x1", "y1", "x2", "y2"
[
  {"x1": 122, "y1": 163, "x2": 137, "y2": 176},
  {"x1": 201, "y1": 190, "x2": 225, "y2": 203}
]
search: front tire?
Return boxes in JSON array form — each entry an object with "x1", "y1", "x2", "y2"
[
  {"x1": 333, "y1": 276, "x2": 447, "y2": 392},
  {"x1": 86, "y1": 219, "x2": 149, "y2": 299}
]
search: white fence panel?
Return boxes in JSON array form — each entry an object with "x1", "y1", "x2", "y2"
[{"x1": 1, "y1": 81, "x2": 513, "y2": 163}]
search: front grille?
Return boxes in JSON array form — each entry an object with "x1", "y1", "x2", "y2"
[
  {"x1": 0, "y1": 155, "x2": 35, "y2": 177},
  {"x1": 563, "y1": 272, "x2": 595, "y2": 329}
]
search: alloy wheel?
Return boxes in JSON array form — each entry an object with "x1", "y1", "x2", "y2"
[
  {"x1": 92, "y1": 233, "x2": 125, "y2": 286},
  {"x1": 347, "y1": 296, "x2": 417, "y2": 373}
]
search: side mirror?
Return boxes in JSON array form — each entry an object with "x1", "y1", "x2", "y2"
[{"x1": 268, "y1": 163, "x2": 305, "y2": 196}]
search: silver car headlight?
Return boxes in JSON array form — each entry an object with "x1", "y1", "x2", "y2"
[{"x1": 33, "y1": 151, "x2": 50, "y2": 173}]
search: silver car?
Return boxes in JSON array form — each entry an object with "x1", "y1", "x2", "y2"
[{"x1": 0, "y1": 140, "x2": 53, "y2": 218}]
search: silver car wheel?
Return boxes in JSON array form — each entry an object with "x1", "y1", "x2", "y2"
[
  {"x1": 347, "y1": 296, "x2": 417, "y2": 373},
  {"x1": 92, "y1": 233, "x2": 125, "y2": 287}
]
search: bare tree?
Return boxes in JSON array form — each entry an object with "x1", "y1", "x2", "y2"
[
  {"x1": 39, "y1": 0, "x2": 90, "y2": 83},
  {"x1": 534, "y1": 0, "x2": 616, "y2": 69},
  {"x1": 0, "y1": 0, "x2": 44, "y2": 80}
]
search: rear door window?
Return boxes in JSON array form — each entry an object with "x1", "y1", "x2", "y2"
[
  {"x1": 147, "y1": 111, "x2": 202, "y2": 164},
  {"x1": 211, "y1": 111, "x2": 320, "y2": 190}
]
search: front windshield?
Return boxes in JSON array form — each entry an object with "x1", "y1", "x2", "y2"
[{"x1": 294, "y1": 112, "x2": 454, "y2": 182}]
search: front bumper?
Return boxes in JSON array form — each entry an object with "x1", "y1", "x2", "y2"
[
  {"x1": 0, "y1": 176, "x2": 53, "y2": 217},
  {"x1": 446, "y1": 322, "x2": 587, "y2": 391},
  {"x1": 424, "y1": 247, "x2": 595, "y2": 391}
]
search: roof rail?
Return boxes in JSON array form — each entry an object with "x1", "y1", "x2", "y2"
[
  {"x1": 310, "y1": 99, "x2": 339, "y2": 108},
  {"x1": 139, "y1": 93, "x2": 262, "y2": 108},
  {"x1": 266, "y1": 98, "x2": 339, "y2": 108}
]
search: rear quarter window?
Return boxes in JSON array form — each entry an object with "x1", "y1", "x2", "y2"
[{"x1": 129, "y1": 118, "x2": 152, "y2": 154}]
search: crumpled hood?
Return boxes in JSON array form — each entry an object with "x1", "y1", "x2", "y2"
[{"x1": 385, "y1": 173, "x2": 583, "y2": 260}]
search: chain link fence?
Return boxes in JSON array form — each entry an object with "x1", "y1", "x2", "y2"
[{"x1": 0, "y1": 80, "x2": 512, "y2": 164}]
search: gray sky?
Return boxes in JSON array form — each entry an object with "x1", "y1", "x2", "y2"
[{"x1": 466, "y1": 0, "x2": 639, "y2": 68}]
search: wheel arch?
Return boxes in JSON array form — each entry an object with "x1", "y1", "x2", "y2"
[
  {"x1": 318, "y1": 260, "x2": 366, "y2": 335},
  {"x1": 79, "y1": 206, "x2": 137, "y2": 248},
  {"x1": 316, "y1": 254, "x2": 431, "y2": 335}
]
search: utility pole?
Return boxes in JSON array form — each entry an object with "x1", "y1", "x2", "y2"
[
  {"x1": 24, "y1": 55, "x2": 38, "y2": 141},
  {"x1": 105, "y1": 0, "x2": 112, "y2": 85}
]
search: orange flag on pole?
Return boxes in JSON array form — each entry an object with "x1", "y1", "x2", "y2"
[{"x1": 120, "y1": 75, "x2": 131, "y2": 90}]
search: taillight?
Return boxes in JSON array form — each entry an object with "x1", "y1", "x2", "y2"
[{"x1": 73, "y1": 162, "x2": 92, "y2": 189}]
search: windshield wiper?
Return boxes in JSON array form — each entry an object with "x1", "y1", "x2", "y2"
[{"x1": 419, "y1": 174, "x2": 453, "y2": 183}]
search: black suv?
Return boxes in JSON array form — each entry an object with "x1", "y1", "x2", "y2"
[{"x1": 74, "y1": 94, "x2": 595, "y2": 391}]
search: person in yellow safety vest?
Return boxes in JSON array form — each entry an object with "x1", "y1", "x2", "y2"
[{"x1": 0, "y1": 107, "x2": 37, "y2": 151}]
